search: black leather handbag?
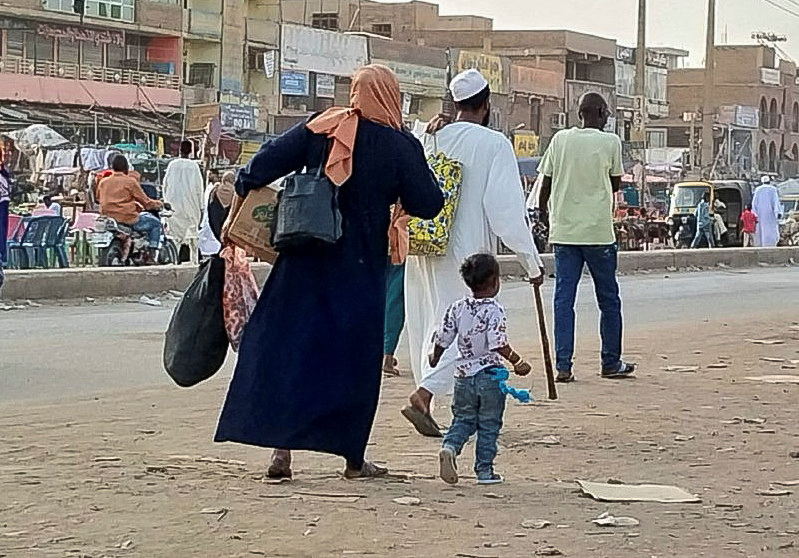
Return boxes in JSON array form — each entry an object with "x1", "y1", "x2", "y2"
[{"x1": 271, "y1": 140, "x2": 343, "y2": 252}]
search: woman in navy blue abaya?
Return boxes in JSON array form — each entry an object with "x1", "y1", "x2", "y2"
[{"x1": 215, "y1": 65, "x2": 443, "y2": 478}]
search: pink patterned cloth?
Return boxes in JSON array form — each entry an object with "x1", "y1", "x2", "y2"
[{"x1": 220, "y1": 246, "x2": 260, "y2": 352}]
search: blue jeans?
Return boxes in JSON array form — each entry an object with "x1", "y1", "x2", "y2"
[
  {"x1": 690, "y1": 224, "x2": 714, "y2": 248},
  {"x1": 554, "y1": 244, "x2": 623, "y2": 373},
  {"x1": 442, "y1": 371, "x2": 506, "y2": 478},
  {"x1": 131, "y1": 212, "x2": 161, "y2": 249}
]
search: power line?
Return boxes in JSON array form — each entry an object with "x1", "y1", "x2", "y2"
[{"x1": 762, "y1": 0, "x2": 799, "y2": 18}]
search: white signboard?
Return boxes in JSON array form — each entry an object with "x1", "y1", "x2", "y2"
[
  {"x1": 281, "y1": 24, "x2": 367, "y2": 77},
  {"x1": 316, "y1": 73, "x2": 336, "y2": 98},
  {"x1": 402, "y1": 93, "x2": 412, "y2": 115},
  {"x1": 263, "y1": 50, "x2": 276, "y2": 79},
  {"x1": 760, "y1": 67, "x2": 781, "y2": 86}
]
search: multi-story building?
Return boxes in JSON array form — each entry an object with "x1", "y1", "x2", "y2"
[
  {"x1": 663, "y1": 44, "x2": 799, "y2": 178},
  {"x1": 0, "y1": 0, "x2": 184, "y2": 144}
]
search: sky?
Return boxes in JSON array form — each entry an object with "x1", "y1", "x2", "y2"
[{"x1": 379, "y1": 0, "x2": 799, "y2": 66}]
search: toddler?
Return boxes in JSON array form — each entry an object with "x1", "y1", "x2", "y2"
[{"x1": 429, "y1": 253, "x2": 532, "y2": 485}]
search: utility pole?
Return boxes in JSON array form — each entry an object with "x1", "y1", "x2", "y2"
[
  {"x1": 632, "y1": 0, "x2": 647, "y2": 209},
  {"x1": 701, "y1": 0, "x2": 717, "y2": 178}
]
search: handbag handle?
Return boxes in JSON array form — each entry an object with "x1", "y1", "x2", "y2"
[{"x1": 314, "y1": 138, "x2": 333, "y2": 180}]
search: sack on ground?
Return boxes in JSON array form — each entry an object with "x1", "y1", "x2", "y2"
[
  {"x1": 408, "y1": 150, "x2": 462, "y2": 256},
  {"x1": 163, "y1": 256, "x2": 228, "y2": 387},
  {"x1": 221, "y1": 245, "x2": 260, "y2": 352}
]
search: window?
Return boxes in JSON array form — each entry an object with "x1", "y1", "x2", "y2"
[
  {"x1": 5, "y1": 29, "x2": 24, "y2": 58},
  {"x1": 82, "y1": 42, "x2": 103, "y2": 67},
  {"x1": 769, "y1": 141, "x2": 777, "y2": 172},
  {"x1": 793, "y1": 102, "x2": 799, "y2": 133},
  {"x1": 566, "y1": 60, "x2": 590, "y2": 81},
  {"x1": 43, "y1": 0, "x2": 135, "y2": 23},
  {"x1": 57, "y1": 39, "x2": 80, "y2": 65},
  {"x1": 248, "y1": 48, "x2": 266, "y2": 71},
  {"x1": 759, "y1": 141, "x2": 768, "y2": 170},
  {"x1": 311, "y1": 13, "x2": 339, "y2": 30},
  {"x1": 760, "y1": 97, "x2": 769, "y2": 129},
  {"x1": 371, "y1": 24, "x2": 392, "y2": 38},
  {"x1": 769, "y1": 99, "x2": 779, "y2": 130},
  {"x1": 188, "y1": 63, "x2": 215, "y2": 87},
  {"x1": 647, "y1": 129, "x2": 667, "y2": 148},
  {"x1": 106, "y1": 43, "x2": 124, "y2": 68},
  {"x1": 33, "y1": 35, "x2": 54, "y2": 62}
]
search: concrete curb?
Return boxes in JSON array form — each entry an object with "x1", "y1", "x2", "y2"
[{"x1": 2, "y1": 247, "x2": 798, "y2": 301}]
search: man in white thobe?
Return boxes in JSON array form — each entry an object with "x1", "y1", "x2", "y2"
[
  {"x1": 164, "y1": 140, "x2": 204, "y2": 264},
  {"x1": 752, "y1": 176, "x2": 781, "y2": 247},
  {"x1": 401, "y1": 69, "x2": 544, "y2": 437}
]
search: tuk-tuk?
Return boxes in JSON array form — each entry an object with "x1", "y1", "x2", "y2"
[{"x1": 667, "y1": 180, "x2": 754, "y2": 247}]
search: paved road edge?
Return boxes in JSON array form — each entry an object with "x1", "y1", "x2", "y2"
[{"x1": 2, "y1": 247, "x2": 797, "y2": 300}]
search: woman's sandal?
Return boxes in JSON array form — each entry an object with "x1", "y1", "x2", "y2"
[
  {"x1": 266, "y1": 451, "x2": 293, "y2": 479},
  {"x1": 343, "y1": 461, "x2": 389, "y2": 479},
  {"x1": 382, "y1": 356, "x2": 401, "y2": 377}
]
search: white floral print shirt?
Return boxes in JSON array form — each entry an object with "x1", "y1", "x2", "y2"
[{"x1": 435, "y1": 297, "x2": 508, "y2": 378}]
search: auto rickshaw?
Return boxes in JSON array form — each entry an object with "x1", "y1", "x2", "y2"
[{"x1": 667, "y1": 180, "x2": 754, "y2": 247}]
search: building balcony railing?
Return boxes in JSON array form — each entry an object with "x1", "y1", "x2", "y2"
[{"x1": 0, "y1": 57, "x2": 181, "y2": 90}]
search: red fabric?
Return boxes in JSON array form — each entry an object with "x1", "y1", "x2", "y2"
[
  {"x1": 220, "y1": 246, "x2": 260, "y2": 352},
  {"x1": 740, "y1": 210, "x2": 757, "y2": 233}
]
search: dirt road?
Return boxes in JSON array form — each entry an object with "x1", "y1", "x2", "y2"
[{"x1": 1, "y1": 269, "x2": 797, "y2": 557}]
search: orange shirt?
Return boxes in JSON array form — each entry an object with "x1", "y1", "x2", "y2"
[{"x1": 98, "y1": 172, "x2": 161, "y2": 225}]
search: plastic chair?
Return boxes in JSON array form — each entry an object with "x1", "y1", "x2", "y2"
[
  {"x1": 7, "y1": 216, "x2": 47, "y2": 269},
  {"x1": 34, "y1": 216, "x2": 68, "y2": 268},
  {"x1": 69, "y1": 212, "x2": 99, "y2": 267}
]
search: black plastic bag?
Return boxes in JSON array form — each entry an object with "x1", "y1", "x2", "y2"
[{"x1": 164, "y1": 256, "x2": 228, "y2": 387}]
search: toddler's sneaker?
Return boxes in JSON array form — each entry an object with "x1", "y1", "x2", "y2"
[
  {"x1": 438, "y1": 447, "x2": 459, "y2": 485},
  {"x1": 476, "y1": 473, "x2": 503, "y2": 485}
]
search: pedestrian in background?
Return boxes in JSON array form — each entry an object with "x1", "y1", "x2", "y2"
[
  {"x1": 198, "y1": 170, "x2": 235, "y2": 258},
  {"x1": 752, "y1": 176, "x2": 781, "y2": 247},
  {"x1": 538, "y1": 92, "x2": 636, "y2": 382},
  {"x1": 690, "y1": 192, "x2": 714, "y2": 249},
  {"x1": 215, "y1": 65, "x2": 443, "y2": 480},
  {"x1": 164, "y1": 140, "x2": 204, "y2": 264},
  {"x1": 740, "y1": 204, "x2": 757, "y2": 248},
  {"x1": 384, "y1": 204, "x2": 410, "y2": 376}
]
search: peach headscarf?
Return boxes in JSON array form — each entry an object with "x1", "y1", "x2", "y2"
[{"x1": 306, "y1": 64, "x2": 403, "y2": 186}]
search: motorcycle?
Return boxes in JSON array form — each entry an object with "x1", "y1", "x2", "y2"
[{"x1": 93, "y1": 209, "x2": 179, "y2": 267}]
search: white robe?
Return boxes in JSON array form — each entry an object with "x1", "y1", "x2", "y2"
[
  {"x1": 198, "y1": 183, "x2": 222, "y2": 257},
  {"x1": 752, "y1": 184, "x2": 781, "y2": 247},
  {"x1": 163, "y1": 158, "x2": 204, "y2": 247},
  {"x1": 405, "y1": 122, "x2": 543, "y2": 398}
]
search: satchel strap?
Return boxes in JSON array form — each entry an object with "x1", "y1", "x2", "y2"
[{"x1": 314, "y1": 138, "x2": 334, "y2": 180}]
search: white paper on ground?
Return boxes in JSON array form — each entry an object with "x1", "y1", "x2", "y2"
[
  {"x1": 745, "y1": 375, "x2": 799, "y2": 384},
  {"x1": 576, "y1": 480, "x2": 701, "y2": 503}
]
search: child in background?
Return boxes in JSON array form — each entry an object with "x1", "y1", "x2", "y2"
[
  {"x1": 740, "y1": 204, "x2": 757, "y2": 248},
  {"x1": 429, "y1": 253, "x2": 532, "y2": 485}
]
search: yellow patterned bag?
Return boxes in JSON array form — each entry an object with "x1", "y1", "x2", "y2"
[{"x1": 408, "y1": 149, "x2": 463, "y2": 256}]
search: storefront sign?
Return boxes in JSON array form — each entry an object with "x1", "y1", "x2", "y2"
[
  {"x1": 281, "y1": 24, "x2": 367, "y2": 77},
  {"x1": 263, "y1": 50, "x2": 276, "y2": 79},
  {"x1": 513, "y1": 131, "x2": 539, "y2": 158},
  {"x1": 760, "y1": 67, "x2": 781, "y2": 86},
  {"x1": 37, "y1": 24, "x2": 124, "y2": 46},
  {"x1": 615, "y1": 46, "x2": 668, "y2": 68},
  {"x1": 221, "y1": 104, "x2": 257, "y2": 131},
  {"x1": 316, "y1": 73, "x2": 335, "y2": 98},
  {"x1": 374, "y1": 59, "x2": 446, "y2": 92},
  {"x1": 511, "y1": 65, "x2": 564, "y2": 99},
  {"x1": 185, "y1": 103, "x2": 220, "y2": 133},
  {"x1": 280, "y1": 71, "x2": 309, "y2": 96},
  {"x1": 402, "y1": 93, "x2": 412, "y2": 115},
  {"x1": 457, "y1": 51, "x2": 504, "y2": 94}
]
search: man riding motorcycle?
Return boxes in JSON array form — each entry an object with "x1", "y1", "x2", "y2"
[{"x1": 97, "y1": 154, "x2": 164, "y2": 264}]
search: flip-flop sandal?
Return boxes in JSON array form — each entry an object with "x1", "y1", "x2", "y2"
[
  {"x1": 401, "y1": 405, "x2": 443, "y2": 438},
  {"x1": 267, "y1": 458, "x2": 293, "y2": 479},
  {"x1": 343, "y1": 460, "x2": 389, "y2": 479},
  {"x1": 382, "y1": 366, "x2": 401, "y2": 377}
]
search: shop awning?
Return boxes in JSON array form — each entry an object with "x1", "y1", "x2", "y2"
[{"x1": 0, "y1": 103, "x2": 181, "y2": 136}]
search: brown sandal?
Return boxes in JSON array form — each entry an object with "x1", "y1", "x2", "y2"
[{"x1": 343, "y1": 461, "x2": 389, "y2": 479}]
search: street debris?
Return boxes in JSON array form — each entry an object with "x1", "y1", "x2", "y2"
[
  {"x1": 760, "y1": 357, "x2": 786, "y2": 363},
  {"x1": 772, "y1": 480, "x2": 799, "y2": 487},
  {"x1": 745, "y1": 339, "x2": 785, "y2": 345},
  {"x1": 520, "y1": 519, "x2": 551, "y2": 529},
  {"x1": 533, "y1": 435, "x2": 561, "y2": 446},
  {"x1": 392, "y1": 497, "x2": 421, "y2": 506},
  {"x1": 755, "y1": 488, "x2": 793, "y2": 497},
  {"x1": 706, "y1": 363, "x2": 729, "y2": 369},
  {"x1": 139, "y1": 295, "x2": 163, "y2": 307},
  {"x1": 592, "y1": 512, "x2": 640, "y2": 527},
  {"x1": 535, "y1": 546, "x2": 564, "y2": 556},
  {"x1": 662, "y1": 365, "x2": 700, "y2": 373},
  {"x1": 745, "y1": 375, "x2": 799, "y2": 384},
  {"x1": 576, "y1": 480, "x2": 701, "y2": 503}
]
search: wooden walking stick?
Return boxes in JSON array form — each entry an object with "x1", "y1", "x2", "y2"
[{"x1": 532, "y1": 284, "x2": 558, "y2": 400}]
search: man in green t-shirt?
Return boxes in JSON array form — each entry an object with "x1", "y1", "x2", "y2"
[{"x1": 539, "y1": 92, "x2": 636, "y2": 383}]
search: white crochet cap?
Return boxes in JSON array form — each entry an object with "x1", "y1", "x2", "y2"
[{"x1": 450, "y1": 69, "x2": 489, "y2": 102}]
